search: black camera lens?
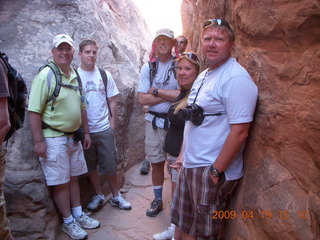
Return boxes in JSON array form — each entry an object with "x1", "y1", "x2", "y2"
[
  {"x1": 177, "y1": 105, "x2": 193, "y2": 121},
  {"x1": 177, "y1": 104, "x2": 204, "y2": 126}
]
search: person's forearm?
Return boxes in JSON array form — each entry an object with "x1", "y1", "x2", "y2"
[
  {"x1": 148, "y1": 87, "x2": 180, "y2": 102},
  {"x1": 138, "y1": 93, "x2": 166, "y2": 106},
  {"x1": 81, "y1": 110, "x2": 90, "y2": 134},
  {"x1": 108, "y1": 97, "x2": 117, "y2": 129},
  {"x1": 29, "y1": 111, "x2": 44, "y2": 142},
  {"x1": 213, "y1": 123, "x2": 251, "y2": 172}
]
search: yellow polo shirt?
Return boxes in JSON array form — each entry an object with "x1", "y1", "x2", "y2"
[{"x1": 28, "y1": 64, "x2": 85, "y2": 137}]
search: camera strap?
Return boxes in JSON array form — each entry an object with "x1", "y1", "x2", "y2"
[
  {"x1": 204, "y1": 112, "x2": 226, "y2": 116},
  {"x1": 193, "y1": 71, "x2": 226, "y2": 117},
  {"x1": 192, "y1": 70, "x2": 208, "y2": 105}
]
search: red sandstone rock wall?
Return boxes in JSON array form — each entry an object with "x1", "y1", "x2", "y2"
[{"x1": 181, "y1": 0, "x2": 320, "y2": 239}]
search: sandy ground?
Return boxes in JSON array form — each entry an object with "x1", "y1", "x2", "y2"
[{"x1": 59, "y1": 163, "x2": 172, "y2": 240}]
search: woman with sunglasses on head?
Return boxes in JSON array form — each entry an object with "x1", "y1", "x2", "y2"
[
  {"x1": 152, "y1": 52, "x2": 202, "y2": 240},
  {"x1": 170, "y1": 19, "x2": 258, "y2": 240}
]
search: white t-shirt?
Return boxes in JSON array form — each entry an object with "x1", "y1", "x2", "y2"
[
  {"x1": 183, "y1": 57, "x2": 258, "y2": 180},
  {"x1": 78, "y1": 66, "x2": 119, "y2": 133},
  {"x1": 138, "y1": 59, "x2": 179, "y2": 128}
]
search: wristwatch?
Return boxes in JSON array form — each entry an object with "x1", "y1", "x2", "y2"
[
  {"x1": 152, "y1": 88, "x2": 159, "y2": 96},
  {"x1": 210, "y1": 165, "x2": 221, "y2": 177}
]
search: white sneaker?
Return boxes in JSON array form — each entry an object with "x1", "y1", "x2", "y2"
[
  {"x1": 75, "y1": 213, "x2": 100, "y2": 229},
  {"x1": 61, "y1": 220, "x2": 87, "y2": 240},
  {"x1": 87, "y1": 195, "x2": 104, "y2": 211},
  {"x1": 153, "y1": 224, "x2": 175, "y2": 240},
  {"x1": 110, "y1": 192, "x2": 132, "y2": 210}
]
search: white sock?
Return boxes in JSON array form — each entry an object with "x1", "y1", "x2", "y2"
[
  {"x1": 63, "y1": 215, "x2": 74, "y2": 224},
  {"x1": 72, "y1": 206, "x2": 83, "y2": 218},
  {"x1": 112, "y1": 191, "x2": 120, "y2": 199}
]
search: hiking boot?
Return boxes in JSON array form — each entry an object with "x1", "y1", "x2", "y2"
[
  {"x1": 110, "y1": 192, "x2": 132, "y2": 210},
  {"x1": 140, "y1": 160, "x2": 150, "y2": 175},
  {"x1": 87, "y1": 195, "x2": 104, "y2": 211},
  {"x1": 146, "y1": 198, "x2": 163, "y2": 217},
  {"x1": 153, "y1": 223, "x2": 175, "y2": 240},
  {"x1": 75, "y1": 213, "x2": 100, "y2": 229},
  {"x1": 61, "y1": 220, "x2": 88, "y2": 240}
]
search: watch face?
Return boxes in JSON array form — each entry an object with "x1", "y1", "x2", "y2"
[
  {"x1": 153, "y1": 89, "x2": 158, "y2": 95},
  {"x1": 210, "y1": 166, "x2": 220, "y2": 177}
]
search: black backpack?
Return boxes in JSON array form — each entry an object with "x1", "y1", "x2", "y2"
[
  {"x1": 148, "y1": 57, "x2": 177, "y2": 88},
  {"x1": 39, "y1": 61, "x2": 83, "y2": 132},
  {"x1": 40, "y1": 63, "x2": 113, "y2": 132},
  {"x1": 0, "y1": 52, "x2": 28, "y2": 141},
  {"x1": 41, "y1": 63, "x2": 112, "y2": 117}
]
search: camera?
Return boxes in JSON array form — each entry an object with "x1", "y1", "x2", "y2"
[{"x1": 178, "y1": 103, "x2": 204, "y2": 126}]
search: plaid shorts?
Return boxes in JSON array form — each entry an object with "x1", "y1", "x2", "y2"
[{"x1": 170, "y1": 166, "x2": 239, "y2": 240}]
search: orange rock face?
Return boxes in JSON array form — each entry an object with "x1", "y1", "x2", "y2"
[{"x1": 181, "y1": 0, "x2": 320, "y2": 239}]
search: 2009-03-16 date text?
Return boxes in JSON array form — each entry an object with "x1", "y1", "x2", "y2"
[{"x1": 212, "y1": 210, "x2": 309, "y2": 220}]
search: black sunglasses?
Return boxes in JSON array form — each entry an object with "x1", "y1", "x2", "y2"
[
  {"x1": 181, "y1": 52, "x2": 201, "y2": 65},
  {"x1": 203, "y1": 19, "x2": 232, "y2": 31}
]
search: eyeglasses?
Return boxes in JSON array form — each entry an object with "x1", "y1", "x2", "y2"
[
  {"x1": 181, "y1": 52, "x2": 201, "y2": 65},
  {"x1": 203, "y1": 19, "x2": 232, "y2": 31}
]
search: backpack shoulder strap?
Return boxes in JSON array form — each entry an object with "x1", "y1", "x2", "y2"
[
  {"x1": 148, "y1": 57, "x2": 159, "y2": 87},
  {"x1": 45, "y1": 61, "x2": 62, "y2": 111},
  {"x1": 170, "y1": 56, "x2": 178, "y2": 79},
  {"x1": 73, "y1": 68, "x2": 83, "y2": 94},
  {"x1": 98, "y1": 68, "x2": 113, "y2": 117},
  {"x1": 98, "y1": 67, "x2": 108, "y2": 95}
]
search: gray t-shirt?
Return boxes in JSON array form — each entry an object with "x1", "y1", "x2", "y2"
[
  {"x1": 183, "y1": 57, "x2": 258, "y2": 180},
  {"x1": 0, "y1": 59, "x2": 9, "y2": 98},
  {"x1": 138, "y1": 59, "x2": 178, "y2": 128}
]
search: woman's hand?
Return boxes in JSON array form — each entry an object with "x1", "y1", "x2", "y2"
[{"x1": 170, "y1": 157, "x2": 183, "y2": 171}]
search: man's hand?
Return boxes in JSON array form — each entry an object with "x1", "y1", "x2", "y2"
[
  {"x1": 142, "y1": 105, "x2": 149, "y2": 113},
  {"x1": 34, "y1": 141, "x2": 47, "y2": 158},
  {"x1": 82, "y1": 133, "x2": 91, "y2": 150}
]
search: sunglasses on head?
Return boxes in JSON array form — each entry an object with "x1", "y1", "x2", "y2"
[
  {"x1": 203, "y1": 19, "x2": 232, "y2": 31},
  {"x1": 181, "y1": 52, "x2": 201, "y2": 65}
]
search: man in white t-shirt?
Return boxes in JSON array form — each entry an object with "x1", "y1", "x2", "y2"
[
  {"x1": 171, "y1": 19, "x2": 258, "y2": 240},
  {"x1": 78, "y1": 40, "x2": 131, "y2": 212}
]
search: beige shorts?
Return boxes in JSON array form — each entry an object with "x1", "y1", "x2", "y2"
[
  {"x1": 145, "y1": 121, "x2": 167, "y2": 164},
  {"x1": 39, "y1": 136, "x2": 88, "y2": 186},
  {"x1": 167, "y1": 154, "x2": 179, "y2": 183}
]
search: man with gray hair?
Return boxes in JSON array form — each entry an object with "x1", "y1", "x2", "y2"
[
  {"x1": 138, "y1": 28, "x2": 180, "y2": 217},
  {"x1": 28, "y1": 34, "x2": 100, "y2": 240}
]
